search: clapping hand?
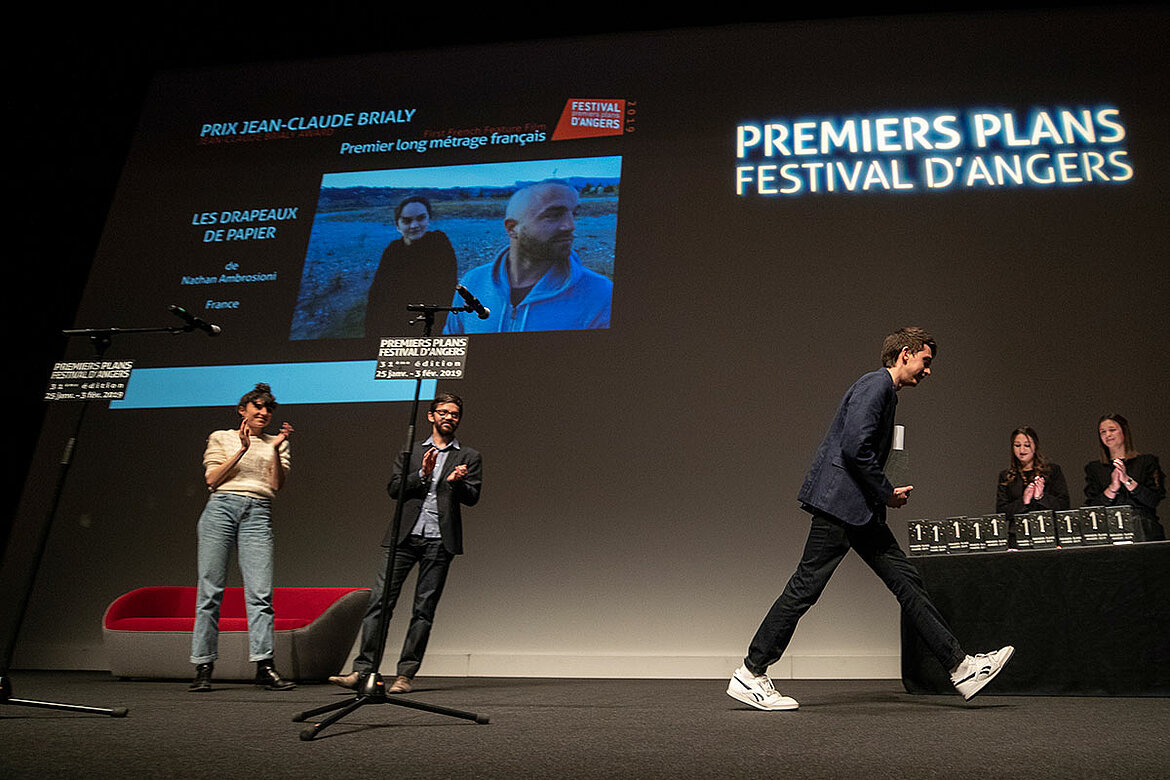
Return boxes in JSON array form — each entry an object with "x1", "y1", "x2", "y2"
[
  {"x1": 1109, "y1": 459, "x2": 1126, "y2": 492},
  {"x1": 237, "y1": 417, "x2": 252, "y2": 450},
  {"x1": 422, "y1": 448, "x2": 438, "y2": 478}
]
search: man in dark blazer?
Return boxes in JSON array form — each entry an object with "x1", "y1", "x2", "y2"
[
  {"x1": 330, "y1": 392, "x2": 482, "y2": 693},
  {"x1": 727, "y1": 328, "x2": 1012, "y2": 710}
]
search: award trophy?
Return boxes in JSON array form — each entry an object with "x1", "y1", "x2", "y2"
[
  {"x1": 1105, "y1": 505, "x2": 1136, "y2": 543},
  {"x1": 1027, "y1": 509, "x2": 1057, "y2": 548},
  {"x1": 980, "y1": 513, "x2": 1010, "y2": 551},
  {"x1": 885, "y1": 424, "x2": 910, "y2": 488},
  {"x1": 907, "y1": 519, "x2": 934, "y2": 556},
  {"x1": 1010, "y1": 512, "x2": 1036, "y2": 549},
  {"x1": 1054, "y1": 508, "x2": 1084, "y2": 547},
  {"x1": 943, "y1": 516, "x2": 970, "y2": 554},
  {"x1": 968, "y1": 515, "x2": 989, "y2": 552},
  {"x1": 927, "y1": 519, "x2": 947, "y2": 555},
  {"x1": 1080, "y1": 507, "x2": 1110, "y2": 545}
]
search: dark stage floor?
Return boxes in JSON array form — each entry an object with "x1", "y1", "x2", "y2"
[{"x1": 2, "y1": 672, "x2": 1167, "y2": 779}]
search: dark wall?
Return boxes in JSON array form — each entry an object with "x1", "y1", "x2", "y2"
[{"x1": 7, "y1": 6, "x2": 1165, "y2": 676}]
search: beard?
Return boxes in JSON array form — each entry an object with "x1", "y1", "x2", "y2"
[{"x1": 516, "y1": 229, "x2": 573, "y2": 265}]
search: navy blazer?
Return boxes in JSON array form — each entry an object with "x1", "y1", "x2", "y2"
[
  {"x1": 383, "y1": 440, "x2": 483, "y2": 554},
  {"x1": 797, "y1": 369, "x2": 897, "y2": 526}
]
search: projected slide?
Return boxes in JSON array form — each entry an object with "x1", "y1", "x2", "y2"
[{"x1": 75, "y1": 54, "x2": 633, "y2": 407}]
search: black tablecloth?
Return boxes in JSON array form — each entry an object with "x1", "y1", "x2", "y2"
[{"x1": 901, "y1": 541, "x2": 1170, "y2": 696}]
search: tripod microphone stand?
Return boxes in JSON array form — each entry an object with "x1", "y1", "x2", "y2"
[
  {"x1": 293, "y1": 301, "x2": 488, "y2": 741},
  {"x1": 3, "y1": 318, "x2": 207, "y2": 717},
  {"x1": 1, "y1": 340, "x2": 130, "y2": 716}
]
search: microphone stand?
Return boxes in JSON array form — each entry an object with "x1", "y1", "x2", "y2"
[
  {"x1": 2, "y1": 320, "x2": 204, "y2": 718},
  {"x1": 293, "y1": 301, "x2": 488, "y2": 741}
]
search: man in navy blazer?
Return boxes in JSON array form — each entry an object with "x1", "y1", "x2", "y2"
[
  {"x1": 330, "y1": 392, "x2": 482, "y2": 694},
  {"x1": 727, "y1": 328, "x2": 1012, "y2": 710}
]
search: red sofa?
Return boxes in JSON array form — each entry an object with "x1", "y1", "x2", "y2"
[{"x1": 103, "y1": 586, "x2": 369, "y2": 681}]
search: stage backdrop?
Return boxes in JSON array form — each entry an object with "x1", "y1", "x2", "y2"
[{"x1": 8, "y1": 8, "x2": 1168, "y2": 679}]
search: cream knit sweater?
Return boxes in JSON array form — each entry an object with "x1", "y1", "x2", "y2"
[{"x1": 203, "y1": 429, "x2": 291, "y2": 499}]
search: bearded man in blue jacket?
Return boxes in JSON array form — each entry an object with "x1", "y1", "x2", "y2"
[
  {"x1": 443, "y1": 179, "x2": 612, "y2": 334},
  {"x1": 727, "y1": 327, "x2": 1014, "y2": 710}
]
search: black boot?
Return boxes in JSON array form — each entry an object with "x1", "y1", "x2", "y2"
[
  {"x1": 255, "y1": 660, "x2": 296, "y2": 691},
  {"x1": 188, "y1": 662, "x2": 213, "y2": 692}
]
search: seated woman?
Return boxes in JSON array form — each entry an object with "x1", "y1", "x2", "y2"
[
  {"x1": 996, "y1": 426, "x2": 1070, "y2": 519},
  {"x1": 1083, "y1": 413, "x2": 1166, "y2": 541}
]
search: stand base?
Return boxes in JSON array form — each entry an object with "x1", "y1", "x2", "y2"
[
  {"x1": 292, "y1": 673, "x2": 487, "y2": 740},
  {"x1": 0, "y1": 674, "x2": 129, "y2": 717}
]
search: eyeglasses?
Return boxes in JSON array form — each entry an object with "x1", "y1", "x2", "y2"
[{"x1": 432, "y1": 409, "x2": 461, "y2": 419}]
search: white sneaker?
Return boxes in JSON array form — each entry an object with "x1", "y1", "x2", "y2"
[
  {"x1": 726, "y1": 665, "x2": 799, "y2": 710},
  {"x1": 952, "y1": 646, "x2": 1014, "y2": 701}
]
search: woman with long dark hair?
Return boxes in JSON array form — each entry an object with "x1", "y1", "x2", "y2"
[
  {"x1": 1084, "y1": 413, "x2": 1165, "y2": 541},
  {"x1": 995, "y1": 426, "x2": 1069, "y2": 519}
]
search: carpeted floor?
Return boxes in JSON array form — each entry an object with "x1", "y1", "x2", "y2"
[{"x1": 2, "y1": 672, "x2": 1167, "y2": 779}]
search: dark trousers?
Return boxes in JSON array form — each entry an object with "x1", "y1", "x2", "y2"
[
  {"x1": 746, "y1": 513, "x2": 966, "y2": 675},
  {"x1": 353, "y1": 535, "x2": 454, "y2": 678}
]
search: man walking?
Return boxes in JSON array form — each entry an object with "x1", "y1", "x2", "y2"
[{"x1": 728, "y1": 327, "x2": 1012, "y2": 710}]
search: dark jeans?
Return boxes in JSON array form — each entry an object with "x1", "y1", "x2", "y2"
[
  {"x1": 746, "y1": 513, "x2": 965, "y2": 675},
  {"x1": 353, "y1": 535, "x2": 454, "y2": 678}
]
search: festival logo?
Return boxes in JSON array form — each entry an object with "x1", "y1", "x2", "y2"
[{"x1": 553, "y1": 99, "x2": 628, "y2": 140}]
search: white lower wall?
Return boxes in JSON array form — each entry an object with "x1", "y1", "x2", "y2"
[
  {"x1": 428, "y1": 653, "x2": 900, "y2": 679},
  {"x1": 17, "y1": 641, "x2": 901, "y2": 680}
]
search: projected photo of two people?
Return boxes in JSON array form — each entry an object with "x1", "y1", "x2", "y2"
[{"x1": 290, "y1": 157, "x2": 619, "y2": 342}]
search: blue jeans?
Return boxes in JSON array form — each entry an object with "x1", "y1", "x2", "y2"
[
  {"x1": 190, "y1": 492, "x2": 275, "y2": 664},
  {"x1": 353, "y1": 536, "x2": 454, "y2": 678},
  {"x1": 746, "y1": 513, "x2": 966, "y2": 675}
]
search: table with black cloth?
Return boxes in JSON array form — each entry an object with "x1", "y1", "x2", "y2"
[{"x1": 901, "y1": 541, "x2": 1170, "y2": 696}]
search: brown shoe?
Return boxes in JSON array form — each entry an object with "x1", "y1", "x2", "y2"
[
  {"x1": 388, "y1": 675, "x2": 413, "y2": 694},
  {"x1": 328, "y1": 671, "x2": 361, "y2": 690}
]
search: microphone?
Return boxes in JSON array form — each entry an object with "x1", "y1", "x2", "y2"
[
  {"x1": 455, "y1": 285, "x2": 491, "y2": 320},
  {"x1": 169, "y1": 305, "x2": 222, "y2": 336}
]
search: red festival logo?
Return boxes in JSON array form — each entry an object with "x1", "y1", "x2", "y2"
[{"x1": 552, "y1": 99, "x2": 627, "y2": 140}]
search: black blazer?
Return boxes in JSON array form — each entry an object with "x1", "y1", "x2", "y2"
[
  {"x1": 383, "y1": 440, "x2": 483, "y2": 554},
  {"x1": 1083, "y1": 453, "x2": 1165, "y2": 521},
  {"x1": 797, "y1": 369, "x2": 897, "y2": 526},
  {"x1": 995, "y1": 463, "x2": 1070, "y2": 519}
]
